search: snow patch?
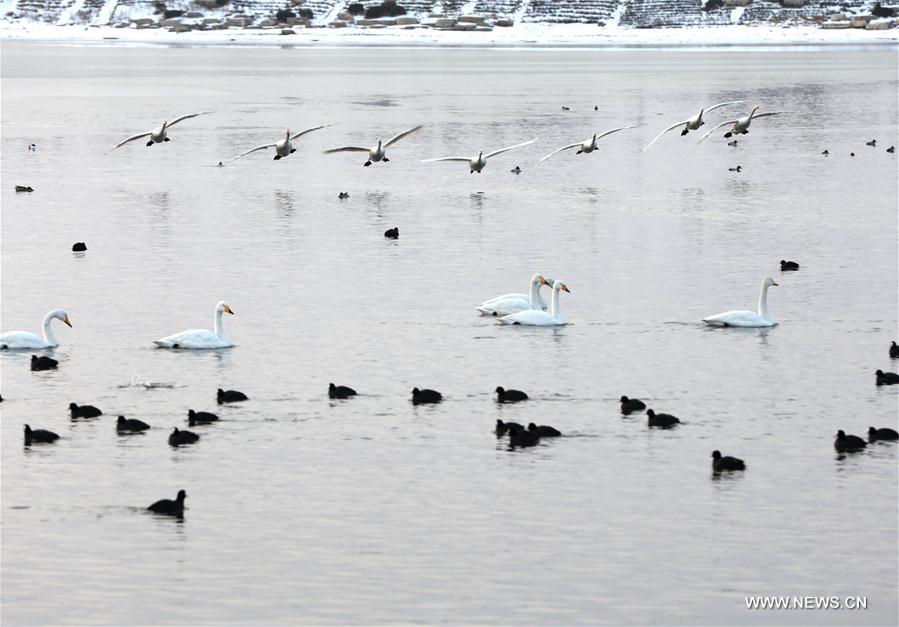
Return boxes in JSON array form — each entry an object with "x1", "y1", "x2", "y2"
[{"x1": 730, "y1": 7, "x2": 745, "y2": 24}]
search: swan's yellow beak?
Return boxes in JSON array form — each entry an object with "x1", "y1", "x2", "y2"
[
  {"x1": 771, "y1": 281, "x2": 779, "y2": 287},
  {"x1": 561, "y1": 284, "x2": 571, "y2": 293},
  {"x1": 63, "y1": 314, "x2": 72, "y2": 327},
  {"x1": 224, "y1": 305, "x2": 234, "y2": 315},
  {"x1": 540, "y1": 276, "x2": 549, "y2": 285}
]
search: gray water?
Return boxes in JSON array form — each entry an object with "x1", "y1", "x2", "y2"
[{"x1": 1, "y1": 42, "x2": 897, "y2": 626}]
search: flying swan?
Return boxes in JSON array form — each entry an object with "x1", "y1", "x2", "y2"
[
  {"x1": 153, "y1": 301, "x2": 235, "y2": 349},
  {"x1": 224, "y1": 124, "x2": 335, "y2": 163},
  {"x1": 107, "y1": 112, "x2": 213, "y2": 153},
  {"x1": 476, "y1": 274, "x2": 553, "y2": 316},
  {"x1": 703, "y1": 278, "x2": 779, "y2": 328},
  {"x1": 540, "y1": 125, "x2": 640, "y2": 163},
  {"x1": 499, "y1": 280, "x2": 570, "y2": 326},
  {"x1": 324, "y1": 125, "x2": 423, "y2": 166},
  {"x1": 698, "y1": 106, "x2": 782, "y2": 144},
  {"x1": 421, "y1": 138, "x2": 537, "y2": 173},
  {"x1": 0, "y1": 309, "x2": 72, "y2": 349},
  {"x1": 643, "y1": 101, "x2": 744, "y2": 151}
]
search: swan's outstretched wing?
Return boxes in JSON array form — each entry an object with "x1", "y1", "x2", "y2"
[
  {"x1": 704, "y1": 101, "x2": 746, "y2": 114},
  {"x1": 643, "y1": 120, "x2": 690, "y2": 152},
  {"x1": 167, "y1": 111, "x2": 213, "y2": 127},
  {"x1": 290, "y1": 123, "x2": 336, "y2": 141},
  {"x1": 485, "y1": 138, "x2": 537, "y2": 159},
  {"x1": 107, "y1": 131, "x2": 152, "y2": 153},
  {"x1": 224, "y1": 143, "x2": 277, "y2": 163},
  {"x1": 323, "y1": 146, "x2": 370, "y2": 154},
  {"x1": 385, "y1": 125, "x2": 423, "y2": 147},
  {"x1": 539, "y1": 142, "x2": 581, "y2": 163},
  {"x1": 753, "y1": 111, "x2": 783, "y2": 119},
  {"x1": 697, "y1": 119, "x2": 737, "y2": 144},
  {"x1": 596, "y1": 124, "x2": 641, "y2": 141},
  {"x1": 420, "y1": 156, "x2": 471, "y2": 163}
]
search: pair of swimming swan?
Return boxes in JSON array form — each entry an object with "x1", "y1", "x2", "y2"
[
  {"x1": 477, "y1": 274, "x2": 571, "y2": 326},
  {"x1": 643, "y1": 103, "x2": 781, "y2": 150}
]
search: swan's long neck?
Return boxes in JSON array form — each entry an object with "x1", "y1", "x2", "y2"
[
  {"x1": 757, "y1": 283, "x2": 771, "y2": 319},
  {"x1": 529, "y1": 280, "x2": 544, "y2": 309},
  {"x1": 214, "y1": 308, "x2": 226, "y2": 338},
  {"x1": 41, "y1": 312, "x2": 57, "y2": 345},
  {"x1": 551, "y1": 285, "x2": 563, "y2": 322}
]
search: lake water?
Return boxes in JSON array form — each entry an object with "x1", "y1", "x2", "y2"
[{"x1": 1, "y1": 42, "x2": 897, "y2": 626}]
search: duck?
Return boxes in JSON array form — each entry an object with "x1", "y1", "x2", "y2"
[
  {"x1": 698, "y1": 106, "x2": 782, "y2": 144},
  {"x1": 866, "y1": 139, "x2": 876, "y2": 147},
  {"x1": 703, "y1": 277, "x2": 779, "y2": 328},
  {"x1": 875, "y1": 370, "x2": 899, "y2": 386},
  {"x1": 71, "y1": 242, "x2": 87, "y2": 252},
  {"x1": 594, "y1": 105, "x2": 598, "y2": 111},
  {"x1": 495, "y1": 386, "x2": 528, "y2": 403},
  {"x1": 69, "y1": 402, "x2": 102, "y2": 419},
  {"x1": 147, "y1": 489, "x2": 186, "y2": 516},
  {"x1": 498, "y1": 280, "x2": 570, "y2": 326},
  {"x1": 117, "y1": 416, "x2": 150, "y2": 433},
  {"x1": 153, "y1": 301, "x2": 234, "y2": 349},
  {"x1": 28, "y1": 143, "x2": 36, "y2": 151},
  {"x1": 217, "y1": 388, "x2": 248, "y2": 404},
  {"x1": 1, "y1": 309, "x2": 72, "y2": 349},
  {"x1": 495, "y1": 419, "x2": 524, "y2": 436},
  {"x1": 323, "y1": 125, "x2": 422, "y2": 166},
  {"x1": 711, "y1": 450, "x2": 746, "y2": 472},
  {"x1": 728, "y1": 139, "x2": 738, "y2": 147},
  {"x1": 887, "y1": 146, "x2": 895, "y2": 153},
  {"x1": 338, "y1": 192, "x2": 349, "y2": 199},
  {"x1": 476, "y1": 274, "x2": 552, "y2": 316},
  {"x1": 224, "y1": 123, "x2": 335, "y2": 162},
  {"x1": 329, "y1": 383, "x2": 357, "y2": 399},
  {"x1": 509, "y1": 428, "x2": 540, "y2": 447},
  {"x1": 780, "y1": 260, "x2": 799, "y2": 271},
  {"x1": 620, "y1": 396, "x2": 646, "y2": 415},
  {"x1": 384, "y1": 227, "x2": 399, "y2": 239},
  {"x1": 834, "y1": 430, "x2": 866, "y2": 452},
  {"x1": 643, "y1": 101, "x2": 746, "y2": 150},
  {"x1": 890, "y1": 341, "x2": 899, "y2": 358},
  {"x1": 510, "y1": 166, "x2": 522, "y2": 174},
  {"x1": 728, "y1": 165, "x2": 742, "y2": 172},
  {"x1": 168, "y1": 428, "x2": 200, "y2": 446},
  {"x1": 421, "y1": 138, "x2": 536, "y2": 174},
  {"x1": 528, "y1": 423, "x2": 561, "y2": 437},
  {"x1": 24, "y1": 424, "x2": 59, "y2": 445},
  {"x1": 14, "y1": 185, "x2": 34, "y2": 192},
  {"x1": 821, "y1": 149, "x2": 829, "y2": 156},
  {"x1": 647, "y1": 408, "x2": 680, "y2": 428},
  {"x1": 539, "y1": 125, "x2": 640, "y2": 163},
  {"x1": 30, "y1": 355, "x2": 58, "y2": 371},
  {"x1": 188, "y1": 409, "x2": 219, "y2": 425},
  {"x1": 850, "y1": 152, "x2": 855, "y2": 157},
  {"x1": 561, "y1": 106, "x2": 570, "y2": 111},
  {"x1": 107, "y1": 112, "x2": 212, "y2": 152},
  {"x1": 868, "y1": 427, "x2": 899, "y2": 442},
  {"x1": 411, "y1": 387, "x2": 442, "y2": 405}
]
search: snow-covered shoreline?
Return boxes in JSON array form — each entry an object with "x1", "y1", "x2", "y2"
[{"x1": 2, "y1": 21, "x2": 898, "y2": 47}]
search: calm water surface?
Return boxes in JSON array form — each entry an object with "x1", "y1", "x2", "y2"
[{"x1": 1, "y1": 42, "x2": 897, "y2": 626}]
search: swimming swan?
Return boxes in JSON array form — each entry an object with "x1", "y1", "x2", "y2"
[
  {"x1": 540, "y1": 125, "x2": 640, "y2": 163},
  {"x1": 324, "y1": 125, "x2": 423, "y2": 166},
  {"x1": 224, "y1": 124, "x2": 335, "y2": 163},
  {"x1": 0, "y1": 309, "x2": 71, "y2": 349},
  {"x1": 698, "y1": 107, "x2": 782, "y2": 144},
  {"x1": 107, "y1": 112, "x2": 212, "y2": 152},
  {"x1": 421, "y1": 138, "x2": 537, "y2": 173},
  {"x1": 499, "y1": 280, "x2": 570, "y2": 326},
  {"x1": 703, "y1": 278, "x2": 779, "y2": 328},
  {"x1": 643, "y1": 101, "x2": 745, "y2": 151},
  {"x1": 476, "y1": 274, "x2": 552, "y2": 316},
  {"x1": 153, "y1": 301, "x2": 235, "y2": 349}
]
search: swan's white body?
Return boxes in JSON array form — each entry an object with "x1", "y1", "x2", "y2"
[
  {"x1": 698, "y1": 106, "x2": 782, "y2": 144},
  {"x1": 703, "y1": 278, "x2": 779, "y2": 328},
  {"x1": 422, "y1": 138, "x2": 536, "y2": 173},
  {"x1": 499, "y1": 280, "x2": 570, "y2": 326},
  {"x1": 540, "y1": 125, "x2": 640, "y2": 162},
  {"x1": 107, "y1": 112, "x2": 212, "y2": 152},
  {"x1": 324, "y1": 125, "x2": 422, "y2": 166},
  {"x1": 643, "y1": 101, "x2": 745, "y2": 151},
  {"x1": 0, "y1": 309, "x2": 71, "y2": 349},
  {"x1": 476, "y1": 274, "x2": 553, "y2": 316},
  {"x1": 225, "y1": 124, "x2": 334, "y2": 163},
  {"x1": 154, "y1": 301, "x2": 235, "y2": 349}
]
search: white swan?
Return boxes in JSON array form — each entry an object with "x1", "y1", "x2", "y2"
[
  {"x1": 224, "y1": 124, "x2": 335, "y2": 163},
  {"x1": 153, "y1": 301, "x2": 235, "y2": 349},
  {"x1": 324, "y1": 125, "x2": 423, "y2": 166},
  {"x1": 703, "y1": 278, "x2": 779, "y2": 328},
  {"x1": 107, "y1": 112, "x2": 212, "y2": 153},
  {"x1": 476, "y1": 274, "x2": 553, "y2": 316},
  {"x1": 0, "y1": 309, "x2": 71, "y2": 349},
  {"x1": 499, "y1": 280, "x2": 570, "y2": 326},
  {"x1": 698, "y1": 106, "x2": 782, "y2": 144},
  {"x1": 421, "y1": 138, "x2": 536, "y2": 173},
  {"x1": 539, "y1": 125, "x2": 640, "y2": 163},
  {"x1": 643, "y1": 101, "x2": 745, "y2": 151}
]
